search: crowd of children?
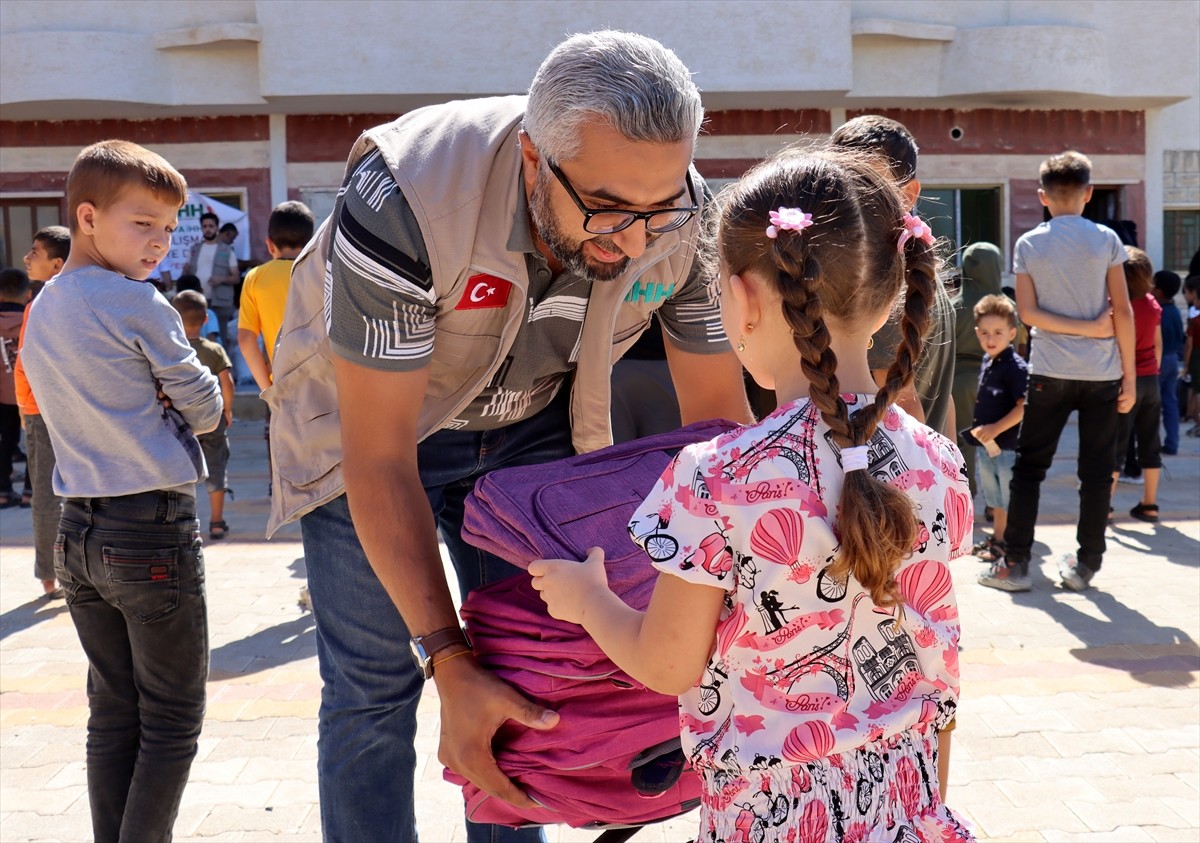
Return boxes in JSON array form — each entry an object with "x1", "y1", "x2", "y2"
[{"x1": 1, "y1": 121, "x2": 1197, "y2": 841}]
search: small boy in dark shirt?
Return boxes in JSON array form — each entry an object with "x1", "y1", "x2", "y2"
[
  {"x1": 173, "y1": 290, "x2": 235, "y2": 538},
  {"x1": 1153, "y1": 271, "x2": 1184, "y2": 455},
  {"x1": 966, "y1": 294, "x2": 1028, "y2": 562}
]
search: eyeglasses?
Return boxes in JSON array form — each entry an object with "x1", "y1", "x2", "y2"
[{"x1": 547, "y1": 161, "x2": 698, "y2": 235}]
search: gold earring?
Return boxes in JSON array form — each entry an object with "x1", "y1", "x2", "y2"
[
  {"x1": 736, "y1": 337, "x2": 746, "y2": 353},
  {"x1": 867, "y1": 336, "x2": 874, "y2": 349}
]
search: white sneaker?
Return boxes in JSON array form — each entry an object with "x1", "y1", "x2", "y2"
[{"x1": 1117, "y1": 474, "x2": 1144, "y2": 485}]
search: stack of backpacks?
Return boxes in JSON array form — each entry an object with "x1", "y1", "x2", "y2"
[{"x1": 444, "y1": 420, "x2": 739, "y2": 830}]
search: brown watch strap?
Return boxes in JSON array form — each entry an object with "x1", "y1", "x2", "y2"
[{"x1": 419, "y1": 626, "x2": 470, "y2": 660}]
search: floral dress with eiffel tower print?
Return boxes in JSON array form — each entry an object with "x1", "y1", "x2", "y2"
[{"x1": 628, "y1": 395, "x2": 975, "y2": 842}]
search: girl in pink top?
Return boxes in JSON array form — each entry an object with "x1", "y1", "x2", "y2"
[{"x1": 531, "y1": 149, "x2": 974, "y2": 842}]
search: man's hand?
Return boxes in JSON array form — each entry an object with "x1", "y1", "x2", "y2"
[
  {"x1": 1118, "y1": 375, "x2": 1137, "y2": 414},
  {"x1": 529, "y1": 547, "x2": 608, "y2": 625},
  {"x1": 435, "y1": 655, "x2": 558, "y2": 809},
  {"x1": 974, "y1": 424, "x2": 997, "y2": 444}
]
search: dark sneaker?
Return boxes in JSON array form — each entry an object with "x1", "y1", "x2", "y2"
[
  {"x1": 1059, "y1": 554, "x2": 1095, "y2": 592},
  {"x1": 978, "y1": 560, "x2": 1031, "y2": 592}
]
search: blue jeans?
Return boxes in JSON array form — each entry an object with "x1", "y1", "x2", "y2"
[
  {"x1": 976, "y1": 447, "x2": 1016, "y2": 511},
  {"x1": 55, "y1": 491, "x2": 208, "y2": 843},
  {"x1": 302, "y1": 393, "x2": 573, "y2": 843},
  {"x1": 1160, "y1": 352, "x2": 1180, "y2": 452},
  {"x1": 1004, "y1": 376, "x2": 1120, "y2": 573}
]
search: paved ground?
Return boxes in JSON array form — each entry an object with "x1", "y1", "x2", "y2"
[{"x1": 1, "y1": 409, "x2": 1197, "y2": 842}]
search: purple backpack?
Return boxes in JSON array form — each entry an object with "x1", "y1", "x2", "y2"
[{"x1": 446, "y1": 420, "x2": 738, "y2": 829}]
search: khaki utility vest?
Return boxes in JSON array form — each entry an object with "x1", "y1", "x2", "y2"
[{"x1": 264, "y1": 96, "x2": 704, "y2": 535}]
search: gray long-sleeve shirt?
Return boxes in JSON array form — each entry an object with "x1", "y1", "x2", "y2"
[{"x1": 22, "y1": 266, "x2": 223, "y2": 497}]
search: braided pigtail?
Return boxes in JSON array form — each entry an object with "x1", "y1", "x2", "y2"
[
  {"x1": 717, "y1": 149, "x2": 941, "y2": 609},
  {"x1": 833, "y1": 233, "x2": 937, "y2": 609},
  {"x1": 773, "y1": 241, "x2": 854, "y2": 449}
]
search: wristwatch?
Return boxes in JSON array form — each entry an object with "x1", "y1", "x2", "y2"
[{"x1": 408, "y1": 626, "x2": 472, "y2": 680}]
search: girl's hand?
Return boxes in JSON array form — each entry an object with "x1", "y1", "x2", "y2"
[{"x1": 529, "y1": 547, "x2": 608, "y2": 625}]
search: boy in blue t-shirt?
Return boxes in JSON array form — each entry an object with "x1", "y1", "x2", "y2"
[
  {"x1": 979, "y1": 151, "x2": 1136, "y2": 593},
  {"x1": 966, "y1": 295, "x2": 1028, "y2": 563}
]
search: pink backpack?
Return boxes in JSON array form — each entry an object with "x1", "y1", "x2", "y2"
[{"x1": 445, "y1": 420, "x2": 738, "y2": 829}]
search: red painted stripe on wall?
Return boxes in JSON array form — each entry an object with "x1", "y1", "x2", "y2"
[
  {"x1": 846, "y1": 109, "x2": 1144, "y2": 155},
  {"x1": 696, "y1": 159, "x2": 761, "y2": 180},
  {"x1": 0, "y1": 171, "x2": 68, "y2": 193},
  {"x1": 0, "y1": 116, "x2": 269, "y2": 147},
  {"x1": 285, "y1": 114, "x2": 399, "y2": 162},
  {"x1": 704, "y1": 110, "x2": 831, "y2": 136}
]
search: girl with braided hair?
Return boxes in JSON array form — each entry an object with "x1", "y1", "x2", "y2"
[{"x1": 531, "y1": 149, "x2": 974, "y2": 842}]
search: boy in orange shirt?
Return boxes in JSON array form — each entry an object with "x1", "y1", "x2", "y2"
[{"x1": 16, "y1": 225, "x2": 70, "y2": 596}]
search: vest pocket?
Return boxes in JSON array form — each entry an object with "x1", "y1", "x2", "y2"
[
  {"x1": 270, "y1": 352, "x2": 343, "y2": 488},
  {"x1": 102, "y1": 545, "x2": 180, "y2": 623}
]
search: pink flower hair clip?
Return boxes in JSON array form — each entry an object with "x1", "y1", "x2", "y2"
[
  {"x1": 766, "y1": 207, "x2": 813, "y2": 239},
  {"x1": 897, "y1": 213, "x2": 935, "y2": 252}
]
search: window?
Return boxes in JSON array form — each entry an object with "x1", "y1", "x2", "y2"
[
  {"x1": 196, "y1": 189, "x2": 246, "y2": 211},
  {"x1": 917, "y1": 187, "x2": 1003, "y2": 265},
  {"x1": 0, "y1": 197, "x2": 63, "y2": 269},
  {"x1": 1164, "y1": 209, "x2": 1200, "y2": 276},
  {"x1": 1040, "y1": 187, "x2": 1137, "y2": 245},
  {"x1": 299, "y1": 188, "x2": 340, "y2": 229}
]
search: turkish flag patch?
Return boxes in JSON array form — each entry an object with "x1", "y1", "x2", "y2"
[{"x1": 455, "y1": 274, "x2": 512, "y2": 310}]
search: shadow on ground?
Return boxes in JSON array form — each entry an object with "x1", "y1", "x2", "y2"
[
  {"x1": 210, "y1": 614, "x2": 316, "y2": 679},
  {"x1": 1108, "y1": 521, "x2": 1200, "y2": 568},
  {"x1": 996, "y1": 529, "x2": 1200, "y2": 689},
  {"x1": 0, "y1": 597, "x2": 68, "y2": 640}
]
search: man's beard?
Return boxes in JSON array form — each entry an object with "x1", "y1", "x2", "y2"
[
  {"x1": 529, "y1": 169, "x2": 629, "y2": 284},
  {"x1": 203, "y1": 231, "x2": 217, "y2": 241}
]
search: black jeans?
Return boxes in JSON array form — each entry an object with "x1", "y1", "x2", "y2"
[
  {"x1": 1003, "y1": 375, "x2": 1121, "y2": 573},
  {"x1": 0, "y1": 402, "x2": 20, "y2": 495},
  {"x1": 1114, "y1": 374, "x2": 1162, "y2": 471},
  {"x1": 26, "y1": 413, "x2": 62, "y2": 581},
  {"x1": 55, "y1": 491, "x2": 209, "y2": 843}
]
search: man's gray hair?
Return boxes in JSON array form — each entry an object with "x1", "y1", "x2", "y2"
[{"x1": 525, "y1": 30, "x2": 703, "y2": 163}]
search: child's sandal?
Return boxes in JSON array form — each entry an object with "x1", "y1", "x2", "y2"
[
  {"x1": 209, "y1": 520, "x2": 229, "y2": 540},
  {"x1": 1129, "y1": 503, "x2": 1159, "y2": 523},
  {"x1": 978, "y1": 538, "x2": 1006, "y2": 562},
  {"x1": 972, "y1": 536, "x2": 1004, "y2": 561}
]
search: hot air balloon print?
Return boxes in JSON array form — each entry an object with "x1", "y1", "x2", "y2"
[
  {"x1": 943, "y1": 486, "x2": 972, "y2": 550},
  {"x1": 897, "y1": 560, "x2": 953, "y2": 618},
  {"x1": 716, "y1": 603, "x2": 749, "y2": 656},
  {"x1": 895, "y1": 755, "x2": 921, "y2": 817},
  {"x1": 781, "y1": 720, "x2": 835, "y2": 763},
  {"x1": 750, "y1": 507, "x2": 805, "y2": 567},
  {"x1": 797, "y1": 800, "x2": 829, "y2": 843}
]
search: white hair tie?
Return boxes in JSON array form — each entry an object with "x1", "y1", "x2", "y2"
[{"x1": 841, "y1": 445, "x2": 871, "y2": 472}]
